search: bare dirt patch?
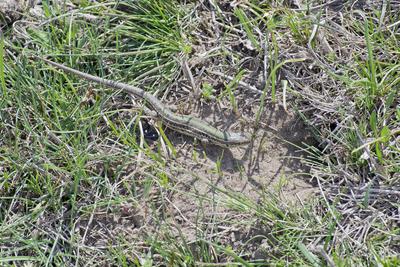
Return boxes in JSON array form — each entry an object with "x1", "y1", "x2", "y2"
[{"x1": 163, "y1": 104, "x2": 316, "y2": 240}]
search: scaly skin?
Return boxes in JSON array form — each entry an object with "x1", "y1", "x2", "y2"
[{"x1": 39, "y1": 57, "x2": 250, "y2": 147}]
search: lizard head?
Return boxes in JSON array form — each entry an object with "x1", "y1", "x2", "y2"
[{"x1": 223, "y1": 132, "x2": 251, "y2": 146}]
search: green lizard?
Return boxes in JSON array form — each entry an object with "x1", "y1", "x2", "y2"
[{"x1": 39, "y1": 57, "x2": 251, "y2": 147}]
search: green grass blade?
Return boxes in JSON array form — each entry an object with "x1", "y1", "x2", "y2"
[{"x1": 0, "y1": 33, "x2": 6, "y2": 101}]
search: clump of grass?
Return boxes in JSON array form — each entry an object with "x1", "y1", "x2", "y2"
[{"x1": 272, "y1": 1, "x2": 400, "y2": 264}]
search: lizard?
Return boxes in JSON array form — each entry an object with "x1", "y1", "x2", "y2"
[{"x1": 38, "y1": 57, "x2": 251, "y2": 147}]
